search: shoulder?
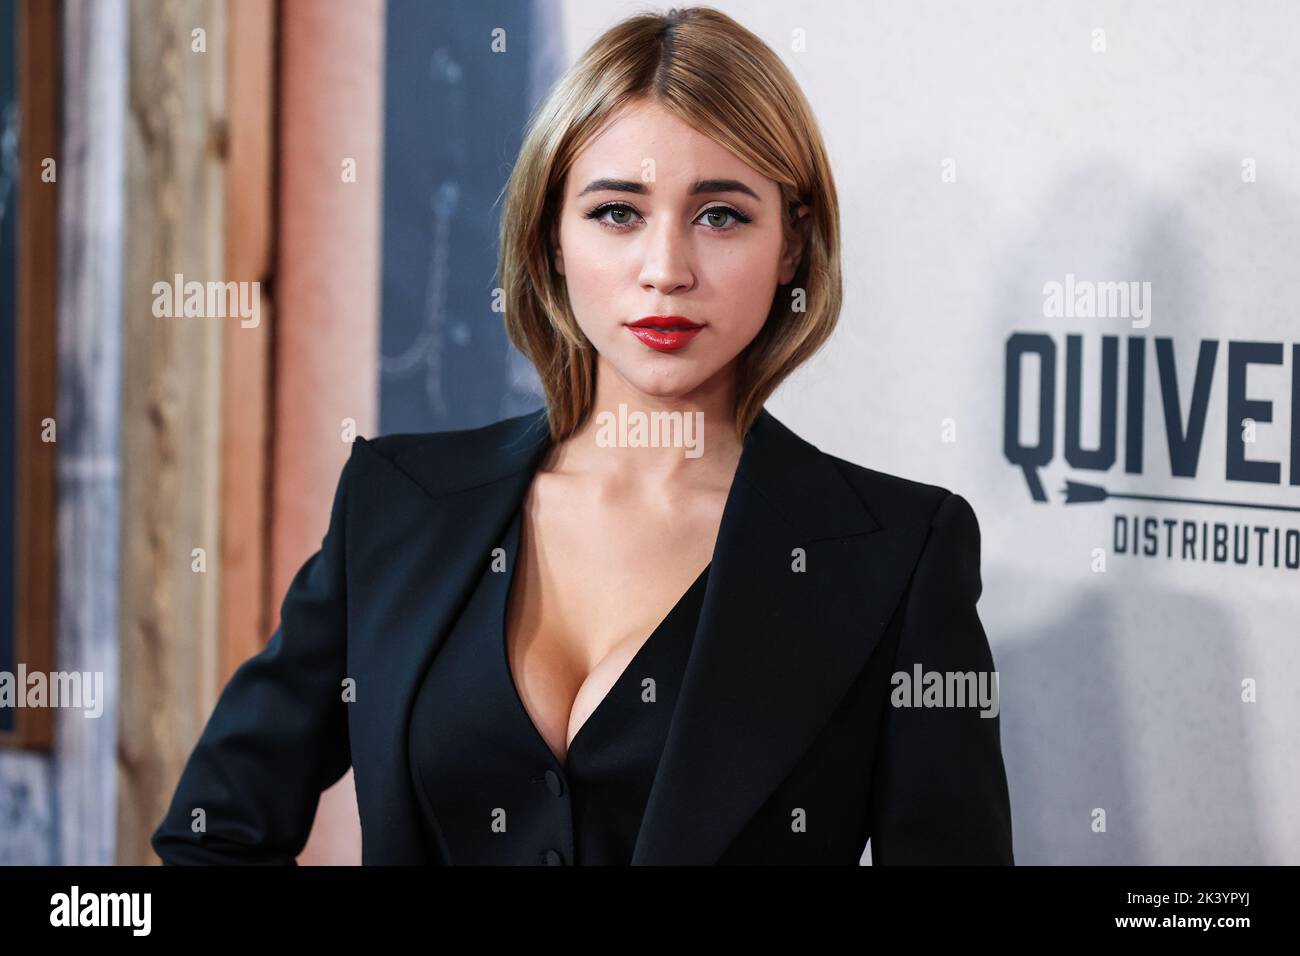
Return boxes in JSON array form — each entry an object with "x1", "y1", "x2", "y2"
[
  {"x1": 815, "y1": 448, "x2": 983, "y2": 593},
  {"x1": 359, "y1": 412, "x2": 526, "y2": 462},
  {"x1": 818, "y1": 444, "x2": 978, "y2": 537},
  {"x1": 752, "y1": 407, "x2": 977, "y2": 539},
  {"x1": 348, "y1": 407, "x2": 549, "y2": 497}
]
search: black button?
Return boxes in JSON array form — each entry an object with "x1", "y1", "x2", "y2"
[
  {"x1": 544, "y1": 769, "x2": 564, "y2": 796},
  {"x1": 544, "y1": 848, "x2": 565, "y2": 865}
]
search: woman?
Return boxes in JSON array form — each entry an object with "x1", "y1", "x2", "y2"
[{"x1": 153, "y1": 6, "x2": 1013, "y2": 866}]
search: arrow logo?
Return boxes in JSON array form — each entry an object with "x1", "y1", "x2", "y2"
[{"x1": 1061, "y1": 480, "x2": 1300, "y2": 514}]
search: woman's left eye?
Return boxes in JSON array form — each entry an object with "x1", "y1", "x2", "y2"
[{"x1": 696, "y1": 206, "x2": 750, "y2": 230}]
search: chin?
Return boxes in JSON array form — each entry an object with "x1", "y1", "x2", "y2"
[{"x1": 613, "y1": 361, "x2": 714, "y2": 400}]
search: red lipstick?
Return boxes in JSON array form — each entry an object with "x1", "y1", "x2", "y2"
[{"x1": 625, "y1": 315, "x2": 704, "y2": 352}]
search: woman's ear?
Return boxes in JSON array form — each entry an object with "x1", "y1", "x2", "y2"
[{"x1": 778, "y1": 204, "x2": 810, "y2": 286}]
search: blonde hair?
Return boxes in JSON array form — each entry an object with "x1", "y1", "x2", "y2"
[{"x1": 498, "y1": 5, "x2": 842, "y2": 442}]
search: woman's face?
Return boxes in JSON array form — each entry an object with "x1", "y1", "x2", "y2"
[{"x1": 552, "y1": 99, "x2": 806, "y2": 402}]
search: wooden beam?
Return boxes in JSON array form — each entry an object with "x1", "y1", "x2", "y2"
[
  {"x1": 116, "y1": 0, "x2": 227, "y2": 865},
  {"x1": 2, "y1": 0, "x2": 60, "y2": 754},
  {"x1": 276, "y1": 0, "x2": 385, "y2": 865},
  {"x1": 44, "y1": 0, "x2": 127, "y2": 866},
  {"x1": 220, "y1": 0, "x2": 276, "y2": 685}
]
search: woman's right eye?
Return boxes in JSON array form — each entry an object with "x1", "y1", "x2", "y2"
[{"x1": 584, "y1": 202, "x2": 642, "y2": 230}]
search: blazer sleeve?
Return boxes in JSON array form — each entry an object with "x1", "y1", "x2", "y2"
[
  {"x1": 868, "y1": 491, "x2": 1015, "y2": 864},
  {"x1": 150, "y1": 446, "x2": 357, "y2": 865}
]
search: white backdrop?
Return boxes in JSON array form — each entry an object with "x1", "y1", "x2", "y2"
[{"x1": 559, "y1": 0, "x2": 1300, "y2": 864}]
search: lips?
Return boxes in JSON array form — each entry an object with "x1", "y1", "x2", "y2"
[{"x1": 625, "y1": 315, "x2": 703, "y2": 352}]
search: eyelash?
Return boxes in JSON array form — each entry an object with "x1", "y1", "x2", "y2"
[{"x1": 582, "y1": 201, "x2": 753, "y2": 233}]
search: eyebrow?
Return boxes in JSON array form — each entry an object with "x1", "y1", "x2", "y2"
[{"x1": 575, "y1": 177, "x2": 761, "y2": 201}]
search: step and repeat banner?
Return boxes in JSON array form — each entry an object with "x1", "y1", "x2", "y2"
[{"x1": 702, "y1": 0, "x2": 1300, "y2": 863}]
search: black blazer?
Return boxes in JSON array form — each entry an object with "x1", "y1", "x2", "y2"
[{"x1": 152, "y1": 405, "x2": 1014, "y2": 865}]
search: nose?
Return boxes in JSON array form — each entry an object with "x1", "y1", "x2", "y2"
[{"x1": 637, "y1": 218, "x2": 696, "y2": 295}]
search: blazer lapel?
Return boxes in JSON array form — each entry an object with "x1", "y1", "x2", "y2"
[
  {"x1": 347, "y1": 409, "x2": 551, "y2": 864},
  {"x1": 629, "y1": 409, "x2": 897, "y2": 865},
  {"x1": 352, "y1": 404, "x2": 910, "y2": 866}
]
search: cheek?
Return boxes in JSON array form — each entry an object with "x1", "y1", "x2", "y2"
[
  {"x1": 706, "y1": 236, "x2": 784, "y2": 333},
  {"x1": 558, "y1": 224, "x2": 623, "y2": 313}
]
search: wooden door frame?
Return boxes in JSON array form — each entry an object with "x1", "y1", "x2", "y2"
[{"x1": 2, "y1": 0, "x2": 60, "y2": 753}]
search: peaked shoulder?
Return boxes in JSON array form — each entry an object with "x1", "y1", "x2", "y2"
[
  {"x1": 818, "y1": 447, "x2": 985, "y2": 605},
  {"x1": 352, "y1": 407, "x2": 551, "y2": 499},
  {"x1": 820, "y1": 447, "x2": 967, "y2": 533}
]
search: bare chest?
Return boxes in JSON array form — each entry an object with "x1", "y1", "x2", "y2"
[{"x1": 502, "y1": 485, "x2": 724, "y2": 765}]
